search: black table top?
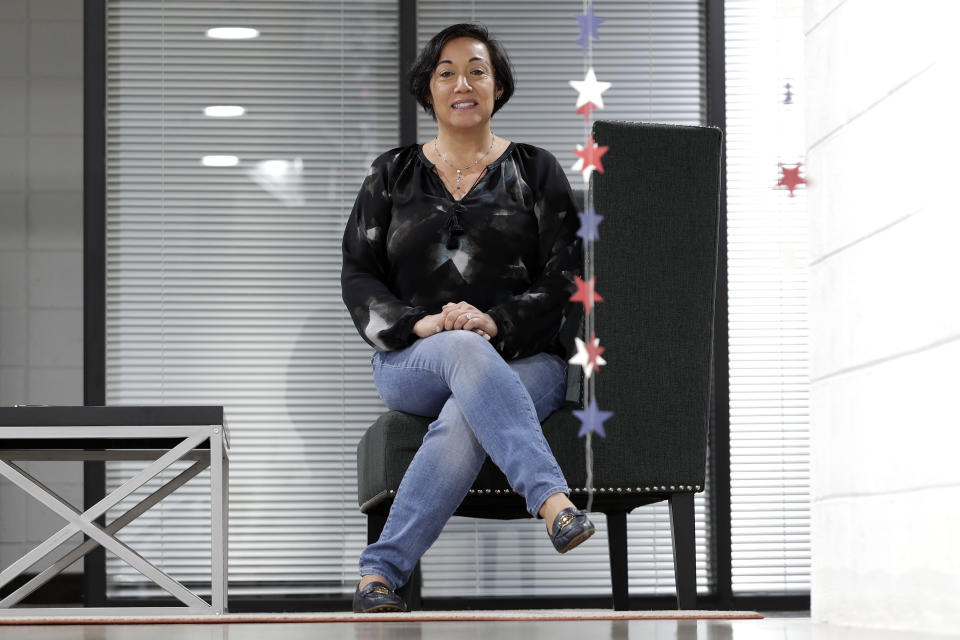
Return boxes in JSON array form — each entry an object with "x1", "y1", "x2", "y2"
[
  {"x1": 0, "y1": 405, "x2": 223, "y2": 427},
  {"x1": 0, "y1": 406, "x2": 226, "y2": 450}
]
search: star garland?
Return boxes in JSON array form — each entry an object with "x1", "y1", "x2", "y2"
[
  {"x1": 576, "y1": 203, "x2": 603, "y2": 243},
  {"x1": 569, "y1": 333, "x2": 607, "y2": 378},
  {"x1": 774, "y1": 61, "x2": 808, "y2": 195},
  {"x1": 569, "y1": 276, "x2": 603, "y2": 313},
  {"x1": 572, "y1": 135, "x2": 609, "y2": 182},
  {"x1": 574, "y1": 398, "x2": 614, "y2": 438},
  {"x1": 568, "y1": 1, "x2": 612, "y2": 513},
  {"x1": 776, "y1": 161, "x2": 807, "y2": 197}
]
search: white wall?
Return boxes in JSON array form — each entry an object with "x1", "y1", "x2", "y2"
[
  {"x1": 0, "y1": 0, "x2": 84, "y2": 574},
  {"x1": 807, "y1": 0, "x2": 960, "y2": 634}
]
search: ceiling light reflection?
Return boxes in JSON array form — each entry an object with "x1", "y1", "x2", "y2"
[
  {"x1": 206, "y1": 27, "x2": 260, "y2": 40},
  {"x1": 248, "y1": 158, "x2": 306, "y2": 207},
  {"x1": 202, "y1": 155, "x2": 239, "y2": 167},
  {"x1": 204, "y1": 106, "x2": 246, "y2": 117}
]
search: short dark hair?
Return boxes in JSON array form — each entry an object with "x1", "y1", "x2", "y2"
[{"x1": 408, "y1": 23, "x2": 515, "y2": 122}]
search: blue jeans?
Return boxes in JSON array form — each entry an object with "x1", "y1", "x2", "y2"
[{"x1": 358, "y1": 330, "x2": 571, "y2": 589}]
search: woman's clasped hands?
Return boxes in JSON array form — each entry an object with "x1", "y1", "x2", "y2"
[{"x1": 412, "y1": 301, "x2": 499, "y2": 341}]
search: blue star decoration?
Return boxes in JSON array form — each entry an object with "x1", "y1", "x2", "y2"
[
  {"x1": 574, "y1": 397, "x2": 613, "y2": 438},
  {"x1": 577, "y1": 203, "x2": 603, "y2": 243},
  {"x1": 575, "y1": 3, "x2": 606, "y2": 51}
]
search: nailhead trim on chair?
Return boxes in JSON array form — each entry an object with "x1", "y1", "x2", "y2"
[
  {"x1": 560, "y1": 486, "x2": 703, "y2": 494},
  {"x1": 386, "y1": 485, "x2": 703, "y2": 498}
]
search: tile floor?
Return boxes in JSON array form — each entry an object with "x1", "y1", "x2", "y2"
[{"x1": 0, "y1": 613, "x2": 956, "y2": 640}]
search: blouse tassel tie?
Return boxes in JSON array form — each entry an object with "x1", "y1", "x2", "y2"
[{"x1": 445, "y1": 202, "x2": 467, "y2": 249}]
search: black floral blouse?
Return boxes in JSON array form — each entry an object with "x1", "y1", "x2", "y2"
[{"x1": 341, "y1": 141, "x2": 583, "y2": 361}]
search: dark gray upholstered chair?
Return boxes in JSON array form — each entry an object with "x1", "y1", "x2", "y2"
[{"x1": 356, "y1": 120, "x2": 723, "y2": 610}]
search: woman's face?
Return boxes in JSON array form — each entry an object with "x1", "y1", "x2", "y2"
[{"x1": 428, "y1": 37, "x2": 501, "y2": 130}]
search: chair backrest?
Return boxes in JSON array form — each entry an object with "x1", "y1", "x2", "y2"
[{"x1": 589, "y1": 120, "x2": 722, "y2": 490}]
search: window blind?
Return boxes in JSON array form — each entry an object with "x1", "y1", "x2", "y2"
[
  {"x1": 103, "y1": 0, "x2": 398, "y2": 597},
  {"x1": 416, "y1": 0, "x2": 710, "y2": 597},
  {"x1": 725, "y1": 0, "x2": 811, "y2": 594}
]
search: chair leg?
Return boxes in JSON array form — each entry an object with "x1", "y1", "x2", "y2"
[
  {"x1": 397, "y1": 561, "x2": 422, "y2": 611},
  {"x1": 605, "y1": 510, "x2": 629, "y2": 610},
  {"x1": 668, "y1": 492, "x2": 697, "y2": 609},
  {"x1": 366, "y1": 513, "x2": 386, "y2": 545}
]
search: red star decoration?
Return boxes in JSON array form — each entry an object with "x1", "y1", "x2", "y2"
[
  {"x1": 777, "y1": 162, "x2": 807, "y2": 197},
  {"x1": 576, "y1": 101, "x2": 599, "y2": 121},
  {"x1": 569, "y1": 276, "x2": 604, "y2": 313},
  {"x1": 573, "y1": 135, "x2": 609, "y2": 175},
  {"x1": 585, "y1": 332, "x2": 606, "y2": 372}
]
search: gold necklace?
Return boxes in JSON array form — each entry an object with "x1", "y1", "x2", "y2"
[{"x1": 434, "y1": 134, "x2": 496, "y2": 194}]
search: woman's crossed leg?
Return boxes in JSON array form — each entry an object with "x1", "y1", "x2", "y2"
[{"x1": 358, "y1": 330, "x2": 572, "y2": 590}]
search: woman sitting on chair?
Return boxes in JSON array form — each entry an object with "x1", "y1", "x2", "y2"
[{"x1": 341, "y1": 22, "x2": 594, "y2": 614}]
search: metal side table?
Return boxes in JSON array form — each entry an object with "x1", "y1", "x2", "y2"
[{"x1": 0, "y1": 406, "x2": 229, "y2": 617}]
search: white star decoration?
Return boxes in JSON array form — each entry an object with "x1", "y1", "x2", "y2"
[
  {"x1": 568, "y1": 335, "x2": 607, "y2": 379},
  {"x1": 569, "y1": 67, "x2": 611, "y2": 109}
]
